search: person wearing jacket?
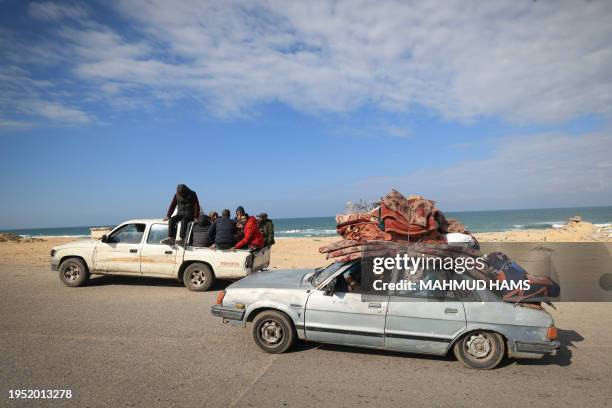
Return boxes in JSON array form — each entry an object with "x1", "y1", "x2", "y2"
[
  {"x1": 162, "y1": 184, "x2": 200, "y2": 245},
  {"x1": 258, "y1": 212, "x2": 275, "y2": 247},
  {"x1": 207, "y1": 209, "x2": 237, "y2": 250},
  {"x1": 191, "y1": 214, "x2": 212, "y2": 247},
  {"x1": 234, "y1": 211, "x2": 264, "y2": 250}
]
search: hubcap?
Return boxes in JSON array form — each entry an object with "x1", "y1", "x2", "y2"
[
  {"x1": 63, "y1": 264, "x2": 81, "y2": 282},
  {"x1": 260, "y1": 320, "x2": 283, "y2": 345},
  {"x1": 466, "y1": 333, "x2": 492, "y2": 359},
  {"x1": 189, "y1": 270, "x2": 207, "y2": 287}
]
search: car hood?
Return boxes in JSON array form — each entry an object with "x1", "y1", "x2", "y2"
[
  {"x1": 229, "y1": 269, "x2": 313, "y2": 290},
  {"x1": 53, "y1": 239, "x2": 98, "y2": 250}
]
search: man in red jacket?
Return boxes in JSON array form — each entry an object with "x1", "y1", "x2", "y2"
[{"x1": 233, "y1": 211, "x2": 264, "y2": 250}]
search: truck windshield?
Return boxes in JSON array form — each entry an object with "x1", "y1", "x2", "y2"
[{"x1": 312, "y1": 262, "x2": 349, "y2": 287}]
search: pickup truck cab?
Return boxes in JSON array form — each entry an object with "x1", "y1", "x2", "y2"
[
  {"x1": 51, "y1": 219, "x2": 270, "y2": 291},
  {"x1": 212, "y1": 259, "x2": 560, "y2": 369}
]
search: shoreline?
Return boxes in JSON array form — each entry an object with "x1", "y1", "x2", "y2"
[{"x1": 1, "y1": 220, "x2": 611, "y2": 269}]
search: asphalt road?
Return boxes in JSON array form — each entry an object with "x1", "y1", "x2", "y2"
[{"x1": 1, "y1": 264, "x2": 612, "y2": 408}]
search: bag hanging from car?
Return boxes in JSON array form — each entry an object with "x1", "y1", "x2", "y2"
[{"x1": 487, "y1": 253, "x2": 560, "y2": 303}]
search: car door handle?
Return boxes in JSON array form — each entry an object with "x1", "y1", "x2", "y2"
[
  {"x1": 130, "y1": 249, "x2": 138, "y2": 253},
  {"x1": 165, "y1": 250, "x2": 173, "y2": 255},
  {"x1": 368, "y1": 303, "x2": 382, "y2": 308},
  {"x1": 445, "y1": 308, "x2": 458, "y2": 314}
]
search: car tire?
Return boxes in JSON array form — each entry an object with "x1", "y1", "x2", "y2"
[
  {"x1": 183, "y1": 263, "x2": 214, "y2": 291},
  {"x1": 58, "y1": 258, "x2": 89, "y2": 287},
  {"x1": 453, "y1": 331, "x2": 505, "y2": 369},
  {"x1": 252, "y1": 311, "x2": 296, "y2": 354}
]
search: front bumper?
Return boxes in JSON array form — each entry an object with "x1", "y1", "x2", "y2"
[
  {"x1": 211, "y1": 305, "x2": 245, "y2": 322},
  {"x1": 50, "y1": 258, "x2": 59, "y2": 271},
  {"x1": 514, "y1": 340, "x2": 560, "y2": 356}
]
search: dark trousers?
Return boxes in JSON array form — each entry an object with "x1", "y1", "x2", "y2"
[{"x1": 168, "y1": 214, "x2": 194, "y2": 239}]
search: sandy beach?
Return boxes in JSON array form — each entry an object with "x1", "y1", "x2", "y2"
[{"x1": 1, "y1": 219, "x2": 610, "y2": 269}]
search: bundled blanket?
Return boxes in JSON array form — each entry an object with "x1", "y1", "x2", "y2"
[{"x1": 323, "y1": 189, "x2": 477, "y2": 263}]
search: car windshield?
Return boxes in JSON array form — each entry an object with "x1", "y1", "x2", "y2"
[{"x1": 311, "y1": 262, "x2": 349, "y2": 287}]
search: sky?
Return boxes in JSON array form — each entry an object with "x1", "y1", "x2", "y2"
[{"x1": 1, "y1": 0, "x2": 611, "y2": 229}]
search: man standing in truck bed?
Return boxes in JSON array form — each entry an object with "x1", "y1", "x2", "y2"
[{"x1": 162, "y1": 184, "x2": 200, "y2": 246}]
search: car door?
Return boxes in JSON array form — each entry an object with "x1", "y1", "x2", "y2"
[
  {"x1": 305, "y1": 261, "x2": 389, "y2": 348},
  {"x1": 384, "y1": 268, "x2": 466, "y2": 355},
  {"x1": 139, "y1": 223, "x2": 178, "y2": 277},
  {"x1": 93, "y1": 223, "x2": 145, "y2": 274}
]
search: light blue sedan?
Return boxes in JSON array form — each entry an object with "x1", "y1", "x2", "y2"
[{"x1": 212, "y1": 260, "x2": 560, "y2": 369}]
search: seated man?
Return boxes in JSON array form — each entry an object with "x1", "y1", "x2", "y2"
[
  {"x1": 233, "y1": 210, "x2": 264, "y2": 250},
  {"x1": 207, "y1": 209, "x2": 236, "y2": 250},
  {"x1": 191, "y1": 214, "x2": 212, "y2": 247},
  {"x1": 258, "y1": 212, "x2": 275, "y2": 247}
]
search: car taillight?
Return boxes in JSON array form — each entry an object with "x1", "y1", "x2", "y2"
[
  {"x1": 547, "y1": 326, "x2": 557, "y2": 340},
  {"x1": 216, "y1": 291, "x2": 226, "y2": 305}
]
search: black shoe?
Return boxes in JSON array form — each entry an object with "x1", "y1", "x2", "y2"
[
  {"x1": 175, "y1": 239, "x2": 185, "y2": 246},
  {"x1": 161, "y1": 237, "x2": 175, "y2": 245}
]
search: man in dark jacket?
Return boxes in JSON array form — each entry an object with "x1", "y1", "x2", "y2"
[
  {"x1": 162, "y1": 184, "x2": 200, "y2": 245},
  {"x1": 191, "y1": 214, "x2": 212, "y2": 247},
  {"x1": 207, "y1": 209, "x2": 236, "y2": 250},
  {"x1": 258, "y1": 213, "x2": 275, "y2": 247}
]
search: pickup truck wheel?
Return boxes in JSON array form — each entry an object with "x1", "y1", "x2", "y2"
[
  {"x1": 252, "y1": 311, "x2": 296, "y2": 354},
  {"x1": 58, "y1": 258, "x2": 89, "y2": 287},
  {"x1": 453, "y1": 331, "x2": 505, "y2": 370},
  {"x1": 183, "y1": 263, "x2": 214, "y2": 291}
]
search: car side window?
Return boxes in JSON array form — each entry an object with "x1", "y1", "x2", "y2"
[
  {"x1": 147, "y1": 224, "x2": 168, "y2": 244},
  {"x1": 335, "y1": 262, "x2": 362, "y2": 293},
  {"x1": 109, "y1": 223, "x2": 146, "y2": 244},
  {"x1": 394, "y1": 268, "x2": 458, "y2": 300}
]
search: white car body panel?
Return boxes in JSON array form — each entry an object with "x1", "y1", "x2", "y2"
[{"x1": 51, "y1": 219, "x2": 270, "y2": 281}]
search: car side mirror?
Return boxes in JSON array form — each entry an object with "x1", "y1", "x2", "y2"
[
  {"x1": 100, "y1": 234, "x2": 108, "y2": 243},
  {"x1": 323, "y1": 277, "x2": 337, "y2": 296}
]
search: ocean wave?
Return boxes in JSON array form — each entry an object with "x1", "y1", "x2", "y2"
[
  {"x1": 19, "y1": 234, "x2": 90, "y2": 239},
  {"x1": 510, "y1": 221, "x2": 567, "y2": 230}
]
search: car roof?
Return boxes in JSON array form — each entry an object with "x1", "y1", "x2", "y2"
[{"x1": 121, "y1": 219, "x2": 167, "y2": 225}]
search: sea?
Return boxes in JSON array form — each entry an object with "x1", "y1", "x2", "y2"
[{"x1": 2, "y1": 206, "x2": 611, "y2": 239}]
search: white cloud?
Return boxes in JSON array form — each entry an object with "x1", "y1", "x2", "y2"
[
  {"x1": 0, "y1": 119, "x2": 33, "y2": 130},
  {"x1": 349, "y1": 132, "x2": 612, "y2": 210},
  {"x1": 5, "y1": 1, "x2": 612, "y2": 123},
  {"x1": 28, "y1": 1, "x2": 88, "y2": 21},
  {"x1": 0, "y1": 65, "x2": 94, "y2": 126},
  {"x1": 17, "y1": 100, "x2": 92, "y2": 124}
]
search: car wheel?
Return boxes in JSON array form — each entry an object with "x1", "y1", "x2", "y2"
[
  {"x1": 453, "y1": 331, "x2": 505, "y2": 369},
  {"x1": 58, "y1": 258, "x2": 89, "y2": 287},
  {"x1": 252, "y1": 311, "x2": 296, "y2": 354},
  {"x1": 183, "y1": 263, "x2": 214, "y2": 291}
]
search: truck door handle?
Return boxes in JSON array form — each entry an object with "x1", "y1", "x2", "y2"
[
  {"x1": 445, "y1": 308, "x2": 458, "y2": 314},
  {"x1": 165, "y1": 250, "x2": 173, "y2": 255},
  {"x1": 130, "y1": 249, "x2": 138, "y2": 253},
  {"x1": 368, "y1": 303, "x2": 381, "y2": 308}
]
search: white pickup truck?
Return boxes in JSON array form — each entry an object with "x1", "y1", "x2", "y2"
[{"x1": 50, "y1": 219, "x2": 271, "y2": 291}]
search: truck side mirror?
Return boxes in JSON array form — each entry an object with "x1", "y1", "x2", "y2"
[{"x1": 323, "y1": 277, "x2": 337, "y2": 296}]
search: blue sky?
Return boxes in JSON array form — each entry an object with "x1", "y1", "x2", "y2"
[{"x1": 1, "y1": 0, "x2": 611, "y2": 229}]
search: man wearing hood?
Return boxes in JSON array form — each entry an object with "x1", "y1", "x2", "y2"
[{"x1": 162, "y1": 184, "x2": 200, "y2": 245}]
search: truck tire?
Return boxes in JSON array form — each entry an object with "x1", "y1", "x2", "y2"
[
  {"x1": 453, "y1": 331, "x2": 505, "y2": 369},
  {"x1": 58, "y1": 258, "x2": 89, "y2": 287},
  {"x1": 183, "y1": 263, "x2": 214, "y2": 291},
  {"x1": 252, "y1": 310, "x2": 296, "y2": 354}
]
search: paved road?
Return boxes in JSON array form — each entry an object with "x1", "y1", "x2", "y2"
[{"x1": 1, "y1": 264, "x2": 611, "y2": 407}]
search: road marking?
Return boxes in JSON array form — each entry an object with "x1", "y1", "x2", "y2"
[{"x1": 228, "y1": 354, "x2": 279, "y2": 408}]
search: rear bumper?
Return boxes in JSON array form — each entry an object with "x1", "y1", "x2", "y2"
[
  {"x1": 211, "y1": 305, "x2": 245, "y2": 322},
  {"x1": 513, "y1": 340, "x2": 560, "y2": 356}
]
